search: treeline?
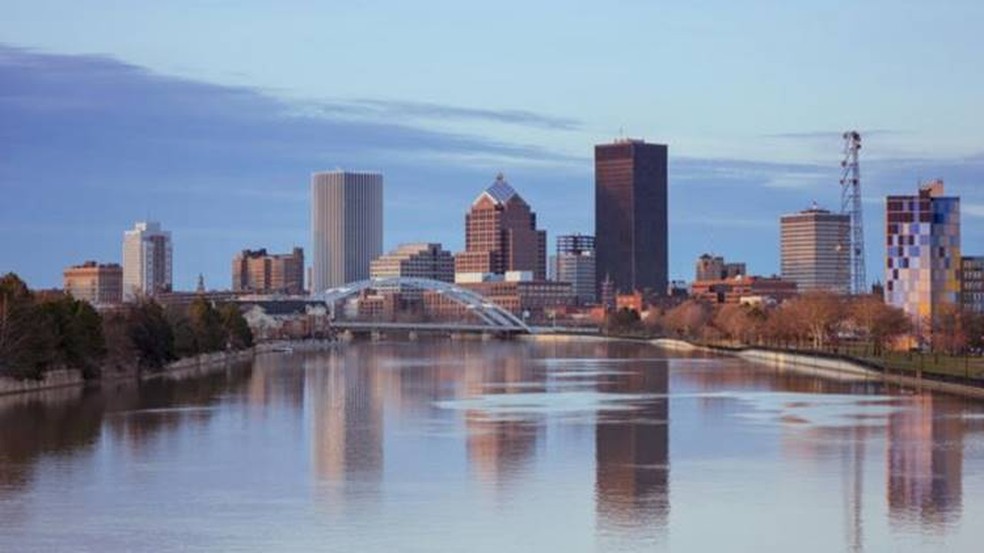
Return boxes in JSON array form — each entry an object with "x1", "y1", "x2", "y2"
[
  {"x1": 609, "y1": 292, "x2": 929, "y2": 355},
  {"x1": 0, "y1": 273, "x2": 253, "y2": 381}
]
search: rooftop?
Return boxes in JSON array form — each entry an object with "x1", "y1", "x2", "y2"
[{"x1": 474, "y1": 173, "x2": 520, "y2": 206}]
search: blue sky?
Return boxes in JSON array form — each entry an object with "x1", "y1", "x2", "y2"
[{"x1": 2, "y1": 1, "x2": 984, "y2": 289}]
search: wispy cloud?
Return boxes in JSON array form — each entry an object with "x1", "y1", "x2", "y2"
[
  {"x1": 762, "y1": 129, "x2": 905, "y2": 140},
  {"x1": 5, "y1": 44, "x2": 984, "y2": 289},
  {"x1": 962, "y1": 203, "x2": 984, "y2": 218},
  {"x1": 296, "y1": 98, "x2": 582, "y2": 131}
]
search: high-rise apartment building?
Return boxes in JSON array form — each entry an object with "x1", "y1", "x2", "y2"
[
  {"x1": 63, "y1": 261, "x2": 123, "y2": 305},
  {"x1": 370, "y1": 243, "x2": 455, "y2": 282},
  {"x1": 311, "y1": 171, "x2": 383, "y2": 292},
  {"x1": 122, "y1": 221, "x2": 172, "y2": 301},
  {"x1": 780, "y1": 206, "x2": 850, "y2": 294},
  {"x1": 595, "y1": 139, "x2": 668, "y2": 295},
  {"x1": 556, "y1": 234, "x2": 597, "y2": 305},
  {"x1": 455, "y1": 174, "x2": 547, "y2": 280},
  {"x1": 885, "y1": 180, "x2": 960, "y2": 323},
  {"x1": 232, "y1": 247, "x2": 305, "y2": 295}
]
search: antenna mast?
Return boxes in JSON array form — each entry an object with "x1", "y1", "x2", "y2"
[{"x1": 840, "y1": 131, "x2": 865, "y2": 294}]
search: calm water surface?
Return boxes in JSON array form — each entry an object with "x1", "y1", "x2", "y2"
[{"x1": 2, "y1": 340, "x2": 984, "y2": 552}]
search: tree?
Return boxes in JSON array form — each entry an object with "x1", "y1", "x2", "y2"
[
  {"x1": 102, "y1": 309, "x2": 137, "y2": 374},
  {"x1": 712, "y1": 303, "x2": 753, "y2": 344},
  {"x1": 189, "y1": 298, "x2": 227, "y2": 353},
  {"x1": 220, "y1": 303, "x2": 253, "y2": 349},
  {"x1": 606, "y1": 307, "x2": 641, "y2": 334},
  {"x1": 850, "y1": 295, "x2": 910, "y2": 355},
  {"x1": 127, "y1": 299, "x2": 175, "y2": 370},
  {"x1": 663, "y1": 300, "x2": 711, "y2": 340},
  {"x1": 965, "y1": 311, "x2": 984, "y2": 352},
  {"x1": 932, "y1": 304, "x2": 967, "y2": 355},
  {"x1": 171, "y1": 315, "x2": 199, "y2": 358},
  {"x1": 0, "y1": 273, "x2": 46, "y2": 379},
  {"x1": 37, "y1": 296, "x2": 106, "y2": 379},
  {"x1": 784, "y1": 292, "x2": 843, "y2": 350}
]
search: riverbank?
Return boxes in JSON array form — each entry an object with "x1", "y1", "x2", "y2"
[
  {"x1": 0, "y1": 347, "x2": 258, "y2": 397},
  {"x1": 651, "y1": 338, "x2": 984, "y2": 400}
]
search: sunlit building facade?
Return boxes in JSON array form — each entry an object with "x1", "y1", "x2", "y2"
[
  {"x1": 311, "y1": 171, "x2": 383, "y2": 292},
  {"x1": 780, "y1": 206, "x2": 850, "y2": 294},
  {"x1": 63, "y1": 261, "x2": 123, "y2": 305},
  {"x1": 454, "y1": 174, "x2": 547, "y2": 281},
  {"x1": 370, "y1": 243, "x2": 454, "y2": 282},
  {"x1": 885, "y1": 180, "x2": 960, "y2": 324},
  {"x1": 122, "y1": 221, "x2": 172, "y2": 301},
  {"x1": 555, "y1": 234, "x2": 596, "y2": 305},
  {"x1": 232, "y1": 247, "x2": 305, "y2": 295}
]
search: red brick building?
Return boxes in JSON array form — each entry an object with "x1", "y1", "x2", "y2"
[{"x1": 454, "y1": 174, "x2": 547, "y2": 281}]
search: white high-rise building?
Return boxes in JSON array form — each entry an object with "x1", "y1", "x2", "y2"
[
  {"x1": 311, "y1": 171, "x2": 383, "y2": 292},
  {"x1": 122, "y1": 221, "x2": 173, "y2": 301}
]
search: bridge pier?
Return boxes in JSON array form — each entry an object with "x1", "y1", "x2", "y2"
[
  {"x1": 408, "y1": 331, "x2": 419, "y2": 342},
  {"x1": 340, "y1": 330, "x2": 354, "y2": 342},
  {"x1": 371, "y1": 330, "x2": 383, "y2": 342}
]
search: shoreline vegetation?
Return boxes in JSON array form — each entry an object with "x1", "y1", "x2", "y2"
[
  {"x1": 600, "y1": 290, "x2": 984, "y2": 397},
  {"x1": 0, "y1": 272, "x2": 255, "y2": 395},
  {"x1": 6, "y1": 267, "x2": 984, "y2": 400}
]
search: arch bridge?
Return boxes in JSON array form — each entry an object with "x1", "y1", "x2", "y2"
[{"x1": 314, "y1": 277, "x2": 532, "y2": 334}]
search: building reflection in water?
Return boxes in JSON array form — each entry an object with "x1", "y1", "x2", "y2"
[
  {"x1": 247, "y1": 353, "x2": 305, "y2": 412},
  {"x1": 886, "y1": 393, "x2": 964, "y2": 530},
  {"x1": 309, "y1": 347, "x2": 384, "y2": 511},
  {"x1": 462, "y1": 344, "x2": 544, "y2": 488},
  {"x1": 592, "y1": 343, "x2": 670, "y2": 538}
]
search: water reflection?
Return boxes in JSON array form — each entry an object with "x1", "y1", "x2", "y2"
[
  {"x1": 887, "y1": 394, "x2": 964, "y2": 530},
  {"x1": 3, "y1": 342, "x2": 984, "y2": 552},
  {"x1": 594, "y1": 347, "x2": 669, "y2": 543},
  {"x1": 464, "y1": 347, "x2": 544, "y2": 488},
  {"x1": 309, "y1": 348, "x2": 384, "y2": 511}
]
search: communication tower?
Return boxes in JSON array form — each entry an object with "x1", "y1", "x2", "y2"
[{"x1": 840, "y1": 131, "x2": 865, "y2": 294}]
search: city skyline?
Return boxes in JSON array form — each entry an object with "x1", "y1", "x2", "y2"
[{"x1": 4, "y1": 3, "x2": 984, "y2": 290}]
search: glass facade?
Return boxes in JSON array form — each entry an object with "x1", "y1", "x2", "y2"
[{"x1": 594, "y1": 140, "x2": 668, "y2": 296}]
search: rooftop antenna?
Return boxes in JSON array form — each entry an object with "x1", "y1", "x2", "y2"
[{"x1": 840, "y1": 131, "x2": 866, "y2": 295}]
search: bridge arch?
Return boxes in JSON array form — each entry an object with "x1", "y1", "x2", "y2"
[{"x1": 314, "y1": 277, "x2": 532, "y2": 333}]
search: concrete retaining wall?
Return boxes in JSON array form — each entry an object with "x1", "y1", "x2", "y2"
[
  {"x1": 735, "y1": 348, "x2": 880, "y2": 381},
  {"x1": 0, "y1": 369, "x2": 85, "y2": 396},
  {"x1": 0, "y1": 348, "x2": 257, "y2": 397}
]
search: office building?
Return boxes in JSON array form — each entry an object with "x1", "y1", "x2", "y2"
[
  {"x1": 311, "y1": 171, "x2": 383, "y2": 292},
  {"x1": 885, "y1": 180, "x2": 960, "y2": 323},
  {"x1": 122, "y1": 221, "x2": 172, "y2": 301},
  {"x1": 425, "y1": 278, "x2": 573, "y2": 323},
  {"x1": 595, "y1": 139, "x2": 668, "y2": 295},
  {"x1": 780, "y1": 205, "x2": 850, "y2": 294},
  {"x1": 556, "y1": 234, "x2": 597, "y2": 305},
  {"x1": 961, "y1": 256, "x2": 984, "y2": 314},
  {"x1": 690, "y1": 275, "x2": 798, "y2": 305},
  {"x1": 695, "y1": 254, "x2": 746, "y2": 282},
  {"x1": 63, "y1": 261, "x2": 123, "y2": 305},
  {"x1": 370, "y1": 243, "x2": 454, "y2": 282},
  {"x1": 232, "y1": 247, "x2": 305, "y2": 295},
  {"x1": 455, "y1": 173, "x2": 547, "y2": 280}
]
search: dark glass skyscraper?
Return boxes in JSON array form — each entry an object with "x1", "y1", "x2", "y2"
[{"x1": 594, "y1": 139, "x2": 668, "y2": 295}]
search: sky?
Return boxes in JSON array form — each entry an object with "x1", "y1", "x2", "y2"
[{"x1": 2, "y1": 0, "x2": 984, "y2": 290}]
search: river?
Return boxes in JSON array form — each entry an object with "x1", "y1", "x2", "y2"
[{"x1": 1, "y1": 339, "x2": 983, "y2": 552}]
